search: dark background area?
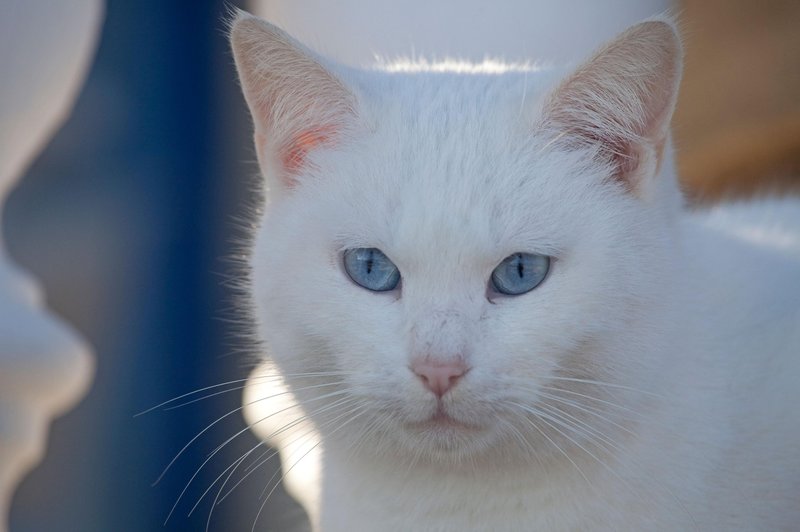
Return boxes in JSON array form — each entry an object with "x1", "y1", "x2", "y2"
[{"x1": 6, "y1": 1, "x2": 305, "y2": 530}]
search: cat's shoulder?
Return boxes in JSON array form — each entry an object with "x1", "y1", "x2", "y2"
[
  {"x1": 686, "y1": 196, "x2": 800, "y2": 261},
  {"x1": 680, "y1": 195, "x2": 800, "y2": 399}
]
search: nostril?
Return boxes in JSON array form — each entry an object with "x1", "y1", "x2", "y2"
[{"x1": 411, "y1": 360, "x2": 469, "y2": 398}]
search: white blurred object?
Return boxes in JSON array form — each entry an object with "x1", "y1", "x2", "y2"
[
  {"x1": 0, "y1": 1, "x2": 103, "y2": 528},
  {"x1": 248, "y1": 0, "x2": 672, "y2": 67}
]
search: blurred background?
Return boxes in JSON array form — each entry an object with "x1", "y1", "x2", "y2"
[
  {"x1": 5, "y1": 0, "x2": 798, "y2": 531},
  {"x1": 6, "y1": 1, "x2": 299, "y2": 530}
]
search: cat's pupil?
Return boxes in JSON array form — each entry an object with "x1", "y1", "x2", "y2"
[{"x1": 516, "y1": 256, "x2": 524, "y2": 278}]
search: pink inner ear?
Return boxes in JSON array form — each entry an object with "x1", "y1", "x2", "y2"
[
  {"x1": 281, "y1": 127, "x2": 333, "y2": 175},
  {"x1": 581, "y1": 127, "x2": 639, "y2": 189}
]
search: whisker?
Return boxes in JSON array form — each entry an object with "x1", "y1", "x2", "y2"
[
  {"x1": 156, "y1": 380, "x2": 345, "y2": 488},
  {"x1": 206, "y1": 391, "x2": 351, "y2": 478},
  {"x1": 136, "y1": 377, "x2": 263, "y2": 417},
  {"x1": 137, "y1": 369, "x2": 355, "y2": 417},
  {"x1": 508, "y1": 404, "x2": 594, "y2": 490},
  {"x1": 535, "y1": 401, "x2": 626, "y2": 456},
  {"x1": 498, "y1": 417, "x2": 543, "y2": 467},
  {"x1": 217, "y1": 397, "x2": 362, "y2": 504},
  {"x1": 187, "y1": 440, "x2": 264, "y2": 518},
  {"x1": 250, "y1": 405, "x2": 371, "y2": 532},
  {"x1": 537, "y1": 384, "x2": 648, "y2": 420},
  {"x1": 164, "y1": 388, "x2": 349, "y2": 524},
  {"x1": 535, "y1": 389, "x2": 639, "y2": 439},
  {"x1": 530, "y1": 401, "x2": 698, "y2": 529},
  {"x1": 204, "y1": 442, "x2": 267, "y2": 532},
  {"x1": 342, "y1": 404, "x2": 393, "y2": 463},
  {"x1": 247, "y1": 390, "x2": 354, "y2": 445},
  {"x1": 163, "y1": 385, "x2": 251, "y2": 412},
  {"x1": 255, "y1": 399, "x2": 365, "y2": 500},
  {"x1": 544, "y1": 376, "x2": 665, "y2": 399},
  {"x1": 242, "y1": 446, "x2": 275, "y2": 475},
  {"x1": 213, "y1": 442, "x2": 283, "y2": 506},
  {"x1": 516, "y1": 402, "x2": 609, "y2": 465}
]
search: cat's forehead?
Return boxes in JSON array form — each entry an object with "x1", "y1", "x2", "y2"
[{"x1": 339, "y1": 70, "x2": 584, "y2": 257}]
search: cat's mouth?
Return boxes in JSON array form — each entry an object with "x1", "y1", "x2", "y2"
[{"x1": 410, "y1": 405, "x2": 479, "y2": 432}]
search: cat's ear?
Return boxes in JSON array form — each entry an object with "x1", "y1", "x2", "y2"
[
  {"x1": 230, "y1": 12, "x2": 357, "y2": 189},
  {"x1": 541, "y1": 19, "x2": 682, "y2": 197}
]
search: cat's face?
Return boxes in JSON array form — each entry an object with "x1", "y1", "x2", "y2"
[{"x1": 233, "y1": 14, "x2": 682, "y2": 462}]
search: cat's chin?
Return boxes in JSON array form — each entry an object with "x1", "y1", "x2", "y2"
[{"x1": 393, "y1": 407, "x2": 502, "y2": 460}]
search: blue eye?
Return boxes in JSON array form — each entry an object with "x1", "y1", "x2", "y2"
[
  {"x1": 343, "y1": 248, "x2": 401, "y2": 292},
  {"x1": 490, "y1": 253, "x2": 550, "y2": 296}
]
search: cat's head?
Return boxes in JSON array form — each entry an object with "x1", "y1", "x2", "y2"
[{"x1": 232, "y1": 13, "x2": 683, "y2": 463}]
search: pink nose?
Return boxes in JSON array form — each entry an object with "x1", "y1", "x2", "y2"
[{"x1": 411, "y1": 360, "x2": 468, "y2": 398}]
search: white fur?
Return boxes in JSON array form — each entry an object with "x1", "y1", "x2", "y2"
[{"x1": 233, "y1": 13, "x2": 800, "y2": 531}]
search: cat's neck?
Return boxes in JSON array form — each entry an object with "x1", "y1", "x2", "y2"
[{"x1": 319, "y1": 427, "x2": 700, "y2": 530}]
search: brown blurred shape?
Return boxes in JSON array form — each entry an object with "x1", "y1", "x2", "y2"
[{"x1": 674, "y1": 0, "x2": 800, "y2": 203}]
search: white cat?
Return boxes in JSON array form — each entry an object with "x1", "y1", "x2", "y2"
[{"x1": 231, "y1": 11, "x2": 800, "y2": 531}]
